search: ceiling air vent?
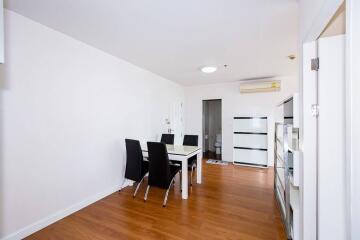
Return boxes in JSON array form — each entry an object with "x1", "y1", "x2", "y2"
[{"x1": 239, "y1": 80, "x2": 281, "y2": 94}]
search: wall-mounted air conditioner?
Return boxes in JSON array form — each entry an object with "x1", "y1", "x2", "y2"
[{"x1": 239, "y1": 80, "x2": 281, "y2": 93}]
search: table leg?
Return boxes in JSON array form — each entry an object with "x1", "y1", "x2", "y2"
[
  {"x1": 181, "y1": 158, "x2": 188, "y2": 199},
  {"x1": 196, "y1": 151, "x2": 202, "y2": 184}
]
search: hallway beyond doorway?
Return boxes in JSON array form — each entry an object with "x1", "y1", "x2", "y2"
[{"x1": 202, "y1": 99, "x2": 222, "y2": 160}]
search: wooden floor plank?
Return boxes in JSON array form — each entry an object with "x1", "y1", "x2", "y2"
[{"x1": 26, "y1": 160, "x2": 286, "y2": 240}]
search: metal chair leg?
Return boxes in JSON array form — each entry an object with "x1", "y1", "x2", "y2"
[
  {"x1": 180, "y1": 170, "x2": 182, "y2": 188},
  {"x1": 144, "y1": 185, "x2": 150, "y2": 202},
  {"x1": 163, "y1": 177, "x2": 176, "y2": 207},
  {"x1": 190, "y1": 164, "x2": 196, "y2": 186},
  {"x1": 133, "y1": 175, "x2": 146, "y2": 198},
  {"x1": 190, "y1": 167, "x2": 193, "y2": 186},
  {"x1": 180, "y1": 170, "x2": 182, "y2": 192}
]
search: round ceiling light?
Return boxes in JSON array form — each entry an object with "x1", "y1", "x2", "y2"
[{"x1": 200, "y1": 66, "x2": 217, "y2": 73}]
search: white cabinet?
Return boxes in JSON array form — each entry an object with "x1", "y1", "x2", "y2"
[
  {"x1": 274, "y1": 106, "x2": 300, "y2": 239},
  {"x1": 233, "y1": 117, "x2": 268, "y2": 167}
]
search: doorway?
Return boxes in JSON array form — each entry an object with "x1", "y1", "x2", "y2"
[{"x1": 202, "y1": 99, "x2": 222, "y2": 159}]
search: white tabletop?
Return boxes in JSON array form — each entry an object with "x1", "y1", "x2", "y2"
[{"x1": 142, "y1": 144, "x2": 200, "y2": 156}]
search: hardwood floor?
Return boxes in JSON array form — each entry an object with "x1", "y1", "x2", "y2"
[{"x1": 26, "y1": 160, "x2": 286, "y2": 240}]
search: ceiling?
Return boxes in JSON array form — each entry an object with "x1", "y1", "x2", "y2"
[{"x1": 5, "y1": 0, "x2": 299, "y2": 86}]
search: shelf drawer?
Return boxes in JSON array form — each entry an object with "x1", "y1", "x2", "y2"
[
  {"x1": 233, "y1": 118, "x2": 267, "y2": 133},
  {"x1": 233, "y1": 133, "x2": 267, "y2": 149},
  {"x1": 233, "y1": 148, "x2": 268, "y2": 166}
]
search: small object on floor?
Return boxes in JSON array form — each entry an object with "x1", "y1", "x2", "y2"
[{"x1": 206, "y1": 159, "x2": 228, "y2": 165}]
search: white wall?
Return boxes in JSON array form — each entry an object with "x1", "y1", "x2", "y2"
[
  {"x1": 184, "y1": 76, "x2": 298, "y2": 165},
  {"x1": 0, "y1": 10, "x2": 184, "y2": 239}
]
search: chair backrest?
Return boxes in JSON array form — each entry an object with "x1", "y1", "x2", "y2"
[
  {"x1": 125, "y1": 139, "x2": 144, "y2": 182},
  {"x1": 147, "y1": 142, "x2": 171, "y2": 189},
  {"x1": 160, "y1": 134, "x2": 174, "y2": 145},
  {"x1": 183, "y1": 135, "x2": 198, "y2": 146}
]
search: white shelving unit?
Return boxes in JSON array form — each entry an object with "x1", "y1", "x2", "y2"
[
  {"x1": 274, "y1": 123, "x2": 287, "y2": 222},
  {"x1": 278, "y1": 94, "x2": 300, "y2": 128},
  {"x1": 290, "y1": 151, "x2": 300, "y2": 187},
  {"x1": 274, "y1": 94, "x2": 300, "y2": 240}
]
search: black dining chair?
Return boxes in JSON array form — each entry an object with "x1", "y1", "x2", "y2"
[
  {"x1": 183, "y1": 135, "x2": 199, "y2": 186},
  {"x1": 124, "y1": 139, "x2": 149, "y2": 198},
  {"x1": 144, "y1": 142, "x2": 181, "y2": 207},
  {"x1": 160, "y1": 134, "x2": 174, "y2": 145}
]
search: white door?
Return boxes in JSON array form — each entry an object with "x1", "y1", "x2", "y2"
[
  {"x1": 302, "y1": 35, "x2": 346, "y2": 240},
  {"x1": 317, "y1": 35, "x2": 346, "y2": 240},
  {"x1": 169, "y1": 101, "x2": 184, "y2": 144}
]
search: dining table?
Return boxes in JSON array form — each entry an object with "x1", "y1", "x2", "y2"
[{"x1": 141, "y1": 144, "x2": 202, "y2": 200}]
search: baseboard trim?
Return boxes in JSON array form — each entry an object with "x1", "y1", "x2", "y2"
[
  {"x1": 233, "y1": 161, "x2": 268, "y2": 168},
  {"x1": 2, "y1": 180, "x2": 132, "y2": 240}
]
